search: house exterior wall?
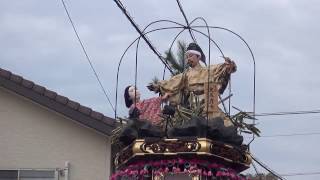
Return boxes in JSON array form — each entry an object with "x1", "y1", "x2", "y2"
[{"x1": 0, "y1": 87, "x2": 112, "y2": 180}]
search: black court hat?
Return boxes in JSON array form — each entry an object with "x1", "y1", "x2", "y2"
[{"x1": 186, "y1": 43, "x2": 206, "y2": 64}]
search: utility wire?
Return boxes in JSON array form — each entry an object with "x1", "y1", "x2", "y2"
[
  {"x1": 244, "y1": 132, "x2": 320, "y2": 138},
  {"x1": 281, "y1": 171, "x2": 320, "y2": 177},
  {"x1": 252, "y1": 162, "x2": 262, "y2": 180},
  {"x1": 249, "y1": 154, "x2": 285, "y2": 180},
  {"x1": 113, "y1": 0, "x2": 174, "y2": 74},
  {"x1": 175, "y1": 0, "x2": 197, "y2": 42},
  {"x1": 261, "y1": 132, "x2": 320, "y2": 138},
  {"x1": 60, "y1": 0, "x2": 115, "y2": 112},
  {"x1": 251, "y1": 109, "x2": 320, "y2": 117},
  {"x1": 249, "y1": 155, "x2": 320, "y2": 178}
]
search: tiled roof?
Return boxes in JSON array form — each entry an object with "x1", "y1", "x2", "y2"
[{"x1": 0, "y1": 67, "x2": 117, "y2": 136}]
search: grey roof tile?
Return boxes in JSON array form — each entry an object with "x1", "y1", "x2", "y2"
[
  {"x1": 91, "y1": 111, "x2": 103, "y2": 120},
  {"x1": 32, "y1": 85, "x2": 46, "y2": 95},
  {"x1": 0, "y1": 67, "x2": 117, "y2": 133},
  {"x1": 55, "y1": 95, "x2": 69, "y2": 105},
  {"x1": 21, "y1": 79, "x2": 34, "y2": 89},
  {"x1": 67, "y1": 100, "x2": 80, "y2": 110},
  {"x1": 44, "y1": 89, "x2": 58, "y2": 99},
  {"x1": 79, "y1": 105, "x2": 92, "y2": 116}
]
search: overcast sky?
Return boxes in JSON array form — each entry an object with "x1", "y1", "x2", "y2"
[{"x1": 1, "y1": 0, "x2": 320, "y2": 179}]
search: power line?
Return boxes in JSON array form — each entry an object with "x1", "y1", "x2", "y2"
[
  {"x1": 244, "y1": 132, "x2": 320, "y2": 138},
  {"x1": 281, "y1": 171, "x2": 320, "y2": 177},
  {"x1": 249, "y1": 154, "x2": 285, "y2": 180},
  {"x1": 175, "y1": 0, "x2": 197, "y2": 42},
  {"x1": 249, "y1": 155, "x2": 320, "y2": 178},
  {"x1": 250, "y1": 109, "x2": 320, "y2": 117},
  {"x1": 60, "y1": 0, "x2": 115, "y2": 113},
  {"x1": 261, "y1": 132, "x2": 320, "y2": 138},
  {"x1": 251, "y1": 162, "x2": 262, "y2": 180},
  {"x1": 112, "y1": 0, "x2": 174, "y2": 74}
]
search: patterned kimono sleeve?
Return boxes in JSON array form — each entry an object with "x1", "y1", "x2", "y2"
[
  {"x1": 138, "y1": 97, "x2": 163, "y2": 125},
  {"x1": 158, "y1": 73, "x2": 184, "y2": 94},
  {"x1": 209, "y1": 62, "x2": 236, "y2": 94},
  {"x1": 157, "y1": 73, "x2": 185, "y2": 105}
]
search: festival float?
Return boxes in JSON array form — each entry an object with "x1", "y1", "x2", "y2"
[{"x1": 110, "y1": 1, "x2": 260, "y2": 179}]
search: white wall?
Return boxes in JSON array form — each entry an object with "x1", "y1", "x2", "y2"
[{"x1": 0, "y1": 87, "x2": 112, "y2": 180}]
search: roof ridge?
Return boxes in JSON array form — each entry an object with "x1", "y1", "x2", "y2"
[{"x1": 0, "y1": 67, "x2": 116, "y2": 133}]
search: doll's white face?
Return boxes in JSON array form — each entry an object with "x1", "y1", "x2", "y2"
[
  {"x1": 185, "y1": 52, "x2": 200, "y2": 68},
  {"x1": 128, "y1": 86, "x2": 141, "y2": 102}
]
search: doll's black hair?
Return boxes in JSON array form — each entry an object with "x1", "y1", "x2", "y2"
[{"x1": 124, "y1": 85, "x2": 133, "y2": 108}]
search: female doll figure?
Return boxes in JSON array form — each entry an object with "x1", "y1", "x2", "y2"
[{"x1": 124, "y1": 85, "x2": 170, "y2": 125}]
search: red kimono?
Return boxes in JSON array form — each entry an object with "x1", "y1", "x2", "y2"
[{"x1": 130, "y1": 97, "x2": 162, "y2": 125}]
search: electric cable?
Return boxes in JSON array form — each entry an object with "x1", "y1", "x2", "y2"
[
  {"x1": 113, "y1": 0, "x2": 174, "y2": 74},
  {"x1": 60, "y1": 0, "x2": 115, "y2": 113},
  {"x1": 250, "y1": 153, "x2": 285, "y2": 180},
  {"x1": 253, "y1": 109, "x2": 320, "y2": 117},
  {"x1": 252, "y1": 162, "x2": 262, "y2": 180},
  {"x1": 175, "y1": 0, "x2": 197, "y2": 42},
  {"x1": 247, "y1": 132, "x2": 320, "y2": 138},
  {"x1": 281, "y1": 171, "x2": 320, "y2": 177}
]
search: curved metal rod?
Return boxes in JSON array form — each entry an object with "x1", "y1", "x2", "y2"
[
  {"x1": 135, "y1": 20, "x2": 186, "y2": 80},
  {"x1": 169, "y1": 28, "x2": 188, "y2": 53},
  {"x1": 191, "y1": 25, "x2": 256, "y2": 143},
  {"x1": 189, "y1": 17, "x2": 214, "y2": 133},
  {"x1": 188, "y1": 28, "x2": 230, "y2": 124},
  {"x1": 134, "y1": 37, "x2": 141, "y2": 109},
  {"x1": 188, "y1": 28, "x2": 225, "y2": 57},
  {"x1": 137, "y1": 19, "x2": 186, "y2": 74},
  {"x1": 133, "y1": 19, "x2": 187, "y2": 102},
  {"x1": 114, "y1": 0, "x2": 181, "y2": 75},
  {"x1": 191, "y1": 26, "x2": 255, "y2": 69},
  {"x1": 129, "y1": 19, "x2": 186, "y2": 93},
  {"x1": 144, "y1": 19, "x2": 185, "y2": 29},
  {"x1": 190, "y1": 17, "x2": 233, "y2": 116},
  {"x1": 189, "y1": 17, "x2": 213, "y2": 65},
  {"x1": 114, "y1": 26, "x2": 185, "y2": 119},
  {"x1": 162, "y1": 28, "x2": 188, "y2": 79},
  {"x1": 136, "y1": 19, "x2": 186, "y2": 53},
  {"x1": 175, "y1": 0, "x2": 196, "y2": 42},
  {"x1": 139, "y1": 20, "x2": 186, "y2": 53},
  {"x1": 115, "y1": 37, "x2": 139, "y2": 120},
  {"x1": 161, "y1": 17, "x2": 219, "y2": 81}
]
